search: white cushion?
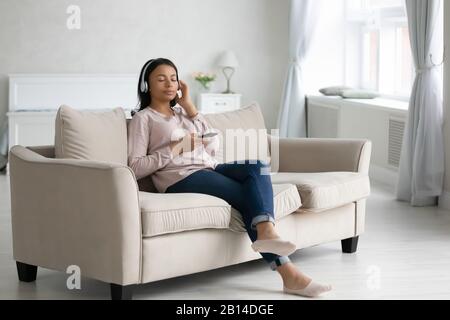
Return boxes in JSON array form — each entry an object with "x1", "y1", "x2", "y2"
[
  {"x1": 139, "y1": 191, "x2": 231, "y2": 238},
  {"x1": 271, "y1": 172, "x2": 370, "y2": 211},
  {"x1": 55, "y1": 105, "x2": 128, "y2": 165},
  {"x1": 319, "y1": 86, "x2": 352, "y2": 96},
  {"x1": 140, "y1": 183, "x2": 301, "y2": 237}
]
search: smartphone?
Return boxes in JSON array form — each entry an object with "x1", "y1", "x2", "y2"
[
  {"x1": 177, "y1": 80, "x2": 182, "y2": 98},
  {"x1": 201, "y1": 132, "x2": 219, "y2": 139},
  {"x1": 172, "y1": 81, "x2": 181, "y2": 109}
]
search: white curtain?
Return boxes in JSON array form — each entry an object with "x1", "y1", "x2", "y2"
[
  {"x1": 396, "y1": 0, "x2": 444, "y2": 206},
  {"x1": 277, "y1": 0, "x2": 321, "y2": 138}
]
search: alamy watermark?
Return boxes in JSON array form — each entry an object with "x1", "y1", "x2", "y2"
[
  {"x1": 66, "y1": 265, "x2": 81, "y2": 290},
  {"x1": 66, "y1": 5, "x2": 81, "y2": 30},
  {"x1": 366, "y1": 265, "x2": 381, "y2": 291},
  {"x1": 169, "y1": 128, "x2": 281, "y2": 175}
]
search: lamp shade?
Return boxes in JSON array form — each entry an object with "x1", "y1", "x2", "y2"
[{"x1": 217, "y1": 50, "x2": 239, "y2": 68}]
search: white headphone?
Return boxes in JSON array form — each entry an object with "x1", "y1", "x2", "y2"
[{"x1": 140, "y1": 59, "x2": 155, "y2": 93}]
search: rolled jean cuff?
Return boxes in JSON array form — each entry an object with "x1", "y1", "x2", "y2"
[
  {"x1": 251, "y1": 214, "x2": 275, "y2": 230},
  {"x1": 269, "y1": 256, "x2": 291, "y2": 271}
]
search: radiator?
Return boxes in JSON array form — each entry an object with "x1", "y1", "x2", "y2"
[
  {"x1": 306, "y1": 95, "x2": 408, "y2": 173},
  {"x1": 388, "y1": 117, "x2": 405, "y2": 168},
  {"x1": 306, "y1": 98, "x2": 340, "y2": 138}
]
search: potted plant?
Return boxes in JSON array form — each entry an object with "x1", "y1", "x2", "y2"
[{"x1": 192, "y1": 72, "x2": 216, "y2": 92}]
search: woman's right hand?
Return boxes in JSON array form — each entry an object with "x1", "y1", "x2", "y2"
[{"x1": 169, "y1": 133, "x2": 203, "y2": 156}]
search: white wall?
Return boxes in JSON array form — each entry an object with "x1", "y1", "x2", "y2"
[{"x1": 0, "y1": 0, "x2": 289, "y2": 130}]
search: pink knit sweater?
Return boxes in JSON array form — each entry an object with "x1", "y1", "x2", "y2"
[{"x1": 127, "y1": 105, "x2": 221, "y2": 193}]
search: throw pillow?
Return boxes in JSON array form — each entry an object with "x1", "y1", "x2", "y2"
[
  {"x1": 55, "y1": 105, "x2": 128, "y2": 165},
  {"x1": 340, "y1": 89, "x2": 380, "y2": 99},
  {"x1": 319, "y1": 86, "x2": 353, "y2": 96}
]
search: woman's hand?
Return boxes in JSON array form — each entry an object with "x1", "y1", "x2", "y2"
[
  {"x1": 176, "y1": 80, "x2": 198, "y2": 118},
  {"x1": 169, "y1": 132, "x2": 203, "y2": 156}
]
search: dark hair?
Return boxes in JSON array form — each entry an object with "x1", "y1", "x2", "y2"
[{"x1": 134, "y1": 58, "x2": 179, "y2": 115}]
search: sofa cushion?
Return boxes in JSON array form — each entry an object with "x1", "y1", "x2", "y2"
[
  {"x1": 203, "y1": 102, "x2": 270, "y2": 163},
  {"x1": 271, "y1": 172, "x2": 370, "y2": 211},
  {"x1": 229, "y1": 184, "x2": 302, "y2": 233},
  {"x1": 140, "y1": 192, "x2": 231, "y2": 238},
  {"x1": 140, "y1": 183, "x2": 301, "y2": 237},
  {"x1": 55, "y1": 105, "x2": 128, "y2": 165}
]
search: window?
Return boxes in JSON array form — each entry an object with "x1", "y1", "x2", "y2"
[{"x1": 345, "y1": 0, "x2": 414, "y2": 99}]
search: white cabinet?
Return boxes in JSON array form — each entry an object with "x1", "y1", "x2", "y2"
[
  {"x1": 6, "y1": 74, "x2": 138, "y2": 147},
  {"x1": 197, "y1": 93, "x2": 241, "y2": 114},
  {"x1": 7, "y1": 111, "x2": 58, "y2": 147}
]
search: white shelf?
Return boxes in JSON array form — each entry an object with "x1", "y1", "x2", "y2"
[{"x1": 307, "y1": 95, "x2": 409, "y2": 113}]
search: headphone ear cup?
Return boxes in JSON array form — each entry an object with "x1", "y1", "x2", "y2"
[
  {"x1": 140, "y1": 80, "x2": 148, "y2": 93},
  {"x1": 140, "y1": 59, "x2": 154, "y2": 93}
]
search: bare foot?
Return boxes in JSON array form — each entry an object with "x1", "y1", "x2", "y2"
[
  {"x1": 282, "y1": 267, "x2": 312, "y2": 290},
  {"x1": 277, "y1": 263, "x2": 311, "y2": 289},
  {"x1": 277, "y1": 263, "x2": 332, "y2": 297},
  {"x1": 255, "y1": 222, "x2": 280, "y2": 241},
  {"x1": 284, "y1": 272, "x2": 312, "y2": 290}
]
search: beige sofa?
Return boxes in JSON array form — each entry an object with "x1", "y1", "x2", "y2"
[{"x1": 8, "y1": 102, "x2": 372, "y2": 300}]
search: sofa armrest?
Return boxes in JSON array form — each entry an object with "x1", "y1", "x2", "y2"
[
  {"x1": 8, "y1": 145, "x2": 142, "y2": 286},
  {"x1": 27, "y1": 145, "x2": 55, "y2": 158},
  {"x1": 268, "y1": 135, "x2": 372, "y2": 174}
]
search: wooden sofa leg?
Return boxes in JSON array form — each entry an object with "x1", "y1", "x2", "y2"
[
  {"x1": 16, "y1": 261, "x2": 38, "y2": 282},
  {"x1": 341, "y1": 236, "x2": 359, "y2": 253},
  {"x1": 110, "y1": 283, "x2": 133, "y2": 300}
]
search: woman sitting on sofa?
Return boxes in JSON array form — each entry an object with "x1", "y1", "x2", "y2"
[{"x1": 127, "y1": 58, "x2": 332, "y2": 298}]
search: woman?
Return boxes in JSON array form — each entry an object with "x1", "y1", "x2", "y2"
[{"x1": 127, "y1": 58, "x2": 332, "y2": 298}]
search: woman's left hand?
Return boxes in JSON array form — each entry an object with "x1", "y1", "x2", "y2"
[
  {"x1": 176, "y1": 80, "x2": 192, "y2": 107},
  {"x1": 176, "y1": 80, "x2": 198, "y2": 117}
]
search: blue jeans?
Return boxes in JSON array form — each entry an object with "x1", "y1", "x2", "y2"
[{"x1": 165, "y1": 160, "x2": 291, "y2": 271}]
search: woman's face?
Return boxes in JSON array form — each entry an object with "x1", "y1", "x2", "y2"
[{"x1": 148, "y1": 64, "x2": 179, "y2": 102}]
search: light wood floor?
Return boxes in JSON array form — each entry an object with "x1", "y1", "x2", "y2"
[{"x1": 1, "y1": 172, "x2": 450, "y2": 300}]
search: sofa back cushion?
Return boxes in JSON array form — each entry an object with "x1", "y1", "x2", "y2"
[
  {"x1": 203, "y1": 102, "x2": 270, "y2": 163},
  {"x1": 55, "y1": 105, "x2": 128, "y2": 165}
]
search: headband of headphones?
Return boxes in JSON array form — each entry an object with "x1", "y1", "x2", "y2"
[{"x1": 139, "y1": 59, "x2": 180, "y2": 94}]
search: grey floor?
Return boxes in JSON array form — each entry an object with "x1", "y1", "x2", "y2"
[{"x1": 1, "y1": 171, "x2": 450, "y2": 300}]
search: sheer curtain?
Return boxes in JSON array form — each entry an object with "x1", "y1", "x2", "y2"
[
  {"x1": 396, "y1": 0, "x2": 444, "y2": 206},
  {"x1": 277, "y1": 0, "x2": 322, "y2": 138}
]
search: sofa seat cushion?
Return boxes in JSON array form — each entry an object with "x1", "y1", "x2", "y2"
[
  {"x1": 229, "y1": 183, "x2": 302, "y2": 233},
  {"x1": 139, "y1": 192, "x2": 231, "y2": 238},
  {"x1": 271, "y1": 172, "x2": 370, "y2": 211},
  {"x1": 140, "y1": 183, "x2": 301, "y2": 237}
]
